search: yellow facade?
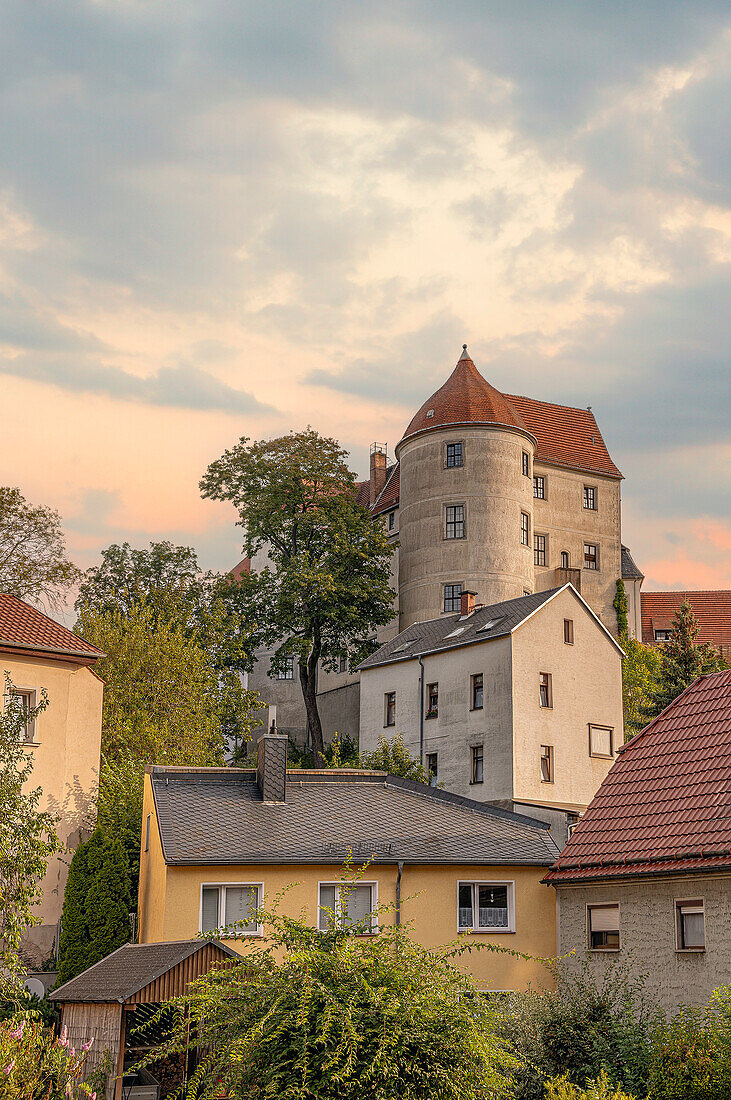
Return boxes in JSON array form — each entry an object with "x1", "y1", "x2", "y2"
[
  {"x1": 139, "y1": 775, "x2": 556, "y2": 992},
  {"x1": 1, "y1": 652, "x2": 103, "y2": 963}
]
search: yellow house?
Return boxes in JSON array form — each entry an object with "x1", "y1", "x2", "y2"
[
  {"x1": 0, "y1": 593, "x2": 104, "y2": 970},
  {"x1": 139, "y1": 734, "x2": 559, "y2": 992}
]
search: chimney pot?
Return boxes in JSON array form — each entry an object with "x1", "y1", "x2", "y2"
[
  {"x1": 256, "y1": 734, "x2": 288, "y2": 803},
  {"x1": 369, "y1": 443, "x2": 388, "y2": 505}
]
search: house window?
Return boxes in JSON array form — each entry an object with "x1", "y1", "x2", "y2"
[
  {"x1": 388, "y1": 511, "x2": 396, "y2": 531},
  {"x1": 533, "y1": 476, "x2": 545, "y2": 499},
  {"x1": 458, "y1": 882, "x2": 514, "y2": 933},
  {"x1": 319, "y1": 882, "x2": 377, "y2": 933},
  {"x1": 446, "y1": 442, "x2": 463, "y2": 468},
  {"x1": 583, "y1": 486, "x2": 597, "y2": 510},
  {"x1": 444, "y1": 583, "x2": 463, "y2": 612},
  {"x1": 145, "y1": 814, "x2": 151, "y2": 853},
  {"x1": 445, "y1": 505, "x2": 465, "y2": 539},
  {"x1": 588, "y1": 904, "x2": 620, "y2": 950},
  {"x1": 539, "y1": 673, "x2": 553, "y2": 708},
  {"x1": 654, "y1": 629, "x2": 671, "y2": 642},
  {"x1": 540, "y1": 745, "x2": 554, "y2": 783},
  {"x1": 384, "y1": 692, "x2": 396, "y2": 727},
  {"x1": 676, "y1": 899, "x2": 705, "y2": 951},
  {"x1": 338, "y1": 654, "x2": 348, "y2": 673},
  {"x1": 521, "y1": 512, "x2": 530, "y2": 546},
  {"x1": 201, "y1": 884, "x2": 262, "y2": 936},
  {"x1": 470, "y1": 745, "x2": 484, "y2": 784},
  {"x1": 589, "y1": 724, "x2": 613, "y2": 758},
  {"x1": 426, "y1": 683, "x2": 439, "y2": 718},
  {"x1": 427, "y1": 752, "x2": 438, "y2": 783},
  {"x1": 9, "y1": 689, "x2": 37, "y2": 743},
  {"x1": 560, "y1": 551, "x2": 570, "y2": 569},
  {"x1": 564, "y1": 618, "x2": 574, "y2": 645},
  {"x1": 276, "y1": 657, "x2": 294, "y2": 680},
  {"x1": 522, "y1": 452, "x2": 530, "y2": 477},
  {"x1": 534, "y1": 534, "x2": 546, "y2": 566},
  {"x1": 584, "y1": 543, "x2": 599, "y2": 570},
  {"x1": 471, "y1": 673, "x2": 484, "y2": 710}
]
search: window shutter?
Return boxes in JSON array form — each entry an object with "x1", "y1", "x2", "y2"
[{"x1": 589, "y1": 906, "x2": 618, "y2": 932}]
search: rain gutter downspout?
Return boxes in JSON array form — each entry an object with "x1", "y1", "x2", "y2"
[
  {"x1": 417, "y1": 654, "x2": 425, "y2": 768},
  {"x1": 396, "y1": 861, "x2": 404, "y2": 926}
]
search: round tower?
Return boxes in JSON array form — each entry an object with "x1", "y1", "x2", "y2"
[{"x1": 395, "y1": 347, "x2": 537, "y2": 629}]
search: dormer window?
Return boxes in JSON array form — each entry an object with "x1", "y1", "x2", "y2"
[
  {"x1": 654, "y1": 629, "x2": 671, "y2": 642},
  {"x1": 446, "y1": 442, "x2": 463, "y2": 468}
]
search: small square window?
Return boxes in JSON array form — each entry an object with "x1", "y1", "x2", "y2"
[
  {"x1": 676, "y1": 899, "x2": 705, "y2": 951},
  {"x1": 446, "y1": 442, "x2": 463, "y2": 468},
  {"x1": 540, "y1": 745, "x2": 553, "y2": 783},
  {"x1": 564, "y1": 619, "x2": 574, "y2": 645},
  {"x1": 458, "y1": 881, "x2": 514, "y2": 932},
  {"x1": 533, "y1": 476, "x2": 545, "y2": 499},
  {"x1": 471, "y1": 673, "x2": 484, "y2": 710},
  {"x1": 470, "y1": 745, "x2": 484, "y2": 784},
  {"x1": 426, "y1": 752, "x2": 438, "y2": 784},
  {"x1": 521, "y1": 512, "x2": 530, "y2": 546},
  {"x1": 539, "y1": 672, "x2": 553, "y2": 708},
  {"x1": 388, "y1": 511, "x2": 396, "y2": 531},
  {"x1": 583, "y1": 486, "x2": 597, "y2": 510},
  {"x1": 384, "y1": 692, "x2": 396, "y2": 727},
  {"x1": 426, "y1": 683, "x2": 439, "y2": 718},
  {"x1": 276, "y1": 657, "x2": 294, "y2": 680},
  {"x1": 444, "y1": 583, "x2": 463, "y2": 612},
  {"x1": 654, "y1": 629, "x2": 671, "y2": 642},
  {"x1": 319, "y1": 882, "x2": 377, "y2": 933},
  {"x1": 445, "y1": 505, "x2": 465, "y2": 539},
  {"x1": 589, "y1": 724, "x2": 613, "y2": 758},
  {"x1": 588, "y1": 904, "x2": 619, "y2": 950},
  {"x1": 584, "y1": 543, "x2": 599, "y2": 570},
  {"x1": 201, "y1": 884, "x2": 262, "y2": 936},
  {"x1": 534, "y1": 534, "x2": 546, "y2": 566},
  {"x1": 522, "y1": 452, "x2": 530, "y2": 477}
]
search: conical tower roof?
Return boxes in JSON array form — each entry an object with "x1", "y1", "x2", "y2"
[{"x1": 399, "y1": 346, "x2": 533, "y2": 447}]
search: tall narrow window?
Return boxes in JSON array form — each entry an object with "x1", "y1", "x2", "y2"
[
  {"x1": 584, "y1": 543, "x2": 599, "y2": 570},
  {"x1": 522, "y1": 452, "x2": 530, "y2": 477},
  {"x1": 564, "y1": 618, "x2": 574, "y2": 645},
  {"x1": 676, "y1": 900, "x2": 705, "y2": 951},
  {"x1": 539, "y1": 673, "x2": 553, "y2": 708},
  {"x1": 471, "y1": 745, "x2": 484, "y2": 784},
  {"x1": 444, "y1": 583, "x2": 463, "y2": 612},
  {"x1": 521, "y1": 512, "x2": 530, "y2": 546},
  {"x1": 384, "y1": 692, "x2": 396, "y2": 727},
  {"x1": 445, "y1": 442, "x2": 463, "y2": 468},
  {"x1": 426, "y1": 683, "x2": 439, "y2": 718},
  {"x1": 533, "y1": 476, "x2": 545, "y2": 499},
  {"x1": 388, "y1": 511, "x2": 396, "y2": 531},
  {"x1": 540, "y1": 745, "x2": 554, "y2": 783},
  {"x1": 338, "y1": 653, "x2": 348, "y2": 673},
  {"x1": 471, "y1": 673, "x2": 484, "y2": 710},
  {"x1": 534, "y1": 534, "x2": 546, "y2": 566},
  {"x1": 560, "y1": 550, "x2": 570, "y2": 569},
  {"x1": 145, "y1": 814, "x2": 151, "y2": 852},
  {"x1": 588, "y1": 904, "x2": 619, "y2": 950},
  {"x1": 445, "y1": 505, "x2": 465, "y2": 539},
  {"x1": 9, "y1": 690, "x2": 36, "y2": 743},
  {"x1": 583, "y1": 486, "x2": 597, "y2": 510},
  {"x1": 426, "y1": 752, "x2": 438, "y2": 783}
]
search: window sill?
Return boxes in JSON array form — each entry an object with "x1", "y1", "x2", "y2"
[
  {"x1": 540, "y1": 779, "x2": 554, "y2": 785},
  {"x1": 203, "y1": 931, "x2": 264, "y2": 939},
  {"x1": 469, "y1": 780, "x2": 484, "y2": 785},
  {"x1": 590, "y1": 753, "x2": 613, "y2": 760},
  {"x1": 470, "y1": 706, "x2": 483, "y2": 712},
  {"x1": 425, "y1": 713, "x2": 438, "y2": 720},
  {"x1": 588, "y1": 946, "x2": 620, "y2": 952},
  {"x1": 459, "y1": 929, "x2": 515, "y2": 935},
  {"x1": 676, "y1": 947, "x2": 705, "y2": 954}
]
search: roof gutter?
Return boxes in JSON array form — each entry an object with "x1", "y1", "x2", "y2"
[{"x1": 0, "y1": 638, "x2": 103, "y2": 660}]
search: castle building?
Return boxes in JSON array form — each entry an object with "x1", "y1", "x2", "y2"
[{"x1": 250, "y1": 347, "x2": 625, "y2": 748}]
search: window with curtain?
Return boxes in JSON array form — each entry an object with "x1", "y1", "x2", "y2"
[
  {"x1": 458, "y1": 882, "x2": 513, "y2": 932},
  {"x1": 201, "y1": 884, "x2": 261, "y2": 935},
  {"x1": 318, "y1": 883, "x2": 377, "y2": 932}
]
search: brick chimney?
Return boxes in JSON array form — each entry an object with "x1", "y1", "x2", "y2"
[
  {"x1": 256, "y1": 727, "x2": 288, "y2": 803},
  {"x1": 460, "y1": 590, "x2": 477, "y2": 617},
  {"x1": 369, "y1": 443, "x2": 388, "y2": 505}
]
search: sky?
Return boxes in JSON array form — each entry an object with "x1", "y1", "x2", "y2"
[{"x1": 1, "y1": 0, "x2": 729, "y2": 598}]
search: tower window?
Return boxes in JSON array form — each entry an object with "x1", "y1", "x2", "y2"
[
  {"x1": 444, "y1": 583, "x2": 463, "y2": 613},
  {"x1": 534, "y1": 534, "x2": 546, "y2": 566},
  {"x1": 560, "y1": 550, "x2": 570, "y2": 569},
  {"x1": 584, "y1": 543, "x2": 599, "y2": 570},
  {"x1": 445, "y1": 505, "x2": 465, "y2": 539},
  {"x1": 522, "y1": 452, "x2": 530, "y2": 477},
  {"x1": 583, "y1": 486, "x2": 597, "y2": 510},
  {"x1": 533, "y1": 476, "x2": 545, "y2": 499},
  {"x1": 470, "y1": 745, "x2": 484, "y2": 784},
  {"x1": 445, "y1": 442, "x2": 463, "y2": 468},
  {"x1": 521, "y1": 512, "x2": 530, "y2": 546}
]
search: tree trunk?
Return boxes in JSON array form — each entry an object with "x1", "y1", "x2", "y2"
[{"x1": 299, "y1": 650, "x2": 326, "y2": 766}]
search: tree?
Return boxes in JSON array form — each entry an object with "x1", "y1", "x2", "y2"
[
  {"x1": 643, "y1": 601, "x2": 725, "y2": 724},
  {"x1": 0, "y1": 676, "x2": 62, "y2": 982},
  {"x1": 76, "y1": 540, "x2": 206, "y2": 620},
  {"x1": 621, "y1": 637, "x2": 662, "y2": 739},
  {"x1": 361, "y1": 733, "x2": 431, "y2": 783},
  {"x1": 200, "y1": 429, "x2": 396, "y2": 763},
  {"x1": 0, "y1": 486, "x2": 81, "y2": 611}
]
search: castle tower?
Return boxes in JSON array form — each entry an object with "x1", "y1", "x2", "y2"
[{"x1": 395, "y1": 347, "x2": 537, "y2": 629}]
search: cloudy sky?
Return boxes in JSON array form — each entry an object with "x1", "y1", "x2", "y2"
[{"x1": 1, "y1": 0, "x2": 729, "y2": 594}]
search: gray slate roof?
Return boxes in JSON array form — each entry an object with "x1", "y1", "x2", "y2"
[
  {"x1": 50, "y1": 939, "x2": 238, "y2": 1003},
  {"x1": 621, "y1": 545, "x2": 644, "y2": 580},
  {"x1": 150, "y1": 768, "x2": 560, "y2": 867},
  {"x1": 358, "y1": 588, "x2": 561, "y2": 670}
]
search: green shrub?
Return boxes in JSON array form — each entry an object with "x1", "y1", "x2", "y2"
[
  {"x1": 545, "y1": 1068, "x2": 637, "y2": 1099},
  {"x1": 647, "y1": 985, "x2": 731, "y2": 1099}
]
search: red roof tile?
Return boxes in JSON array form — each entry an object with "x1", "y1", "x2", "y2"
[
  {"x1": 0, "y1": 593, "x2": 103, "y2": 661},
  {"x1": 506, "y1": 394, "x2": 622, "y2": 479},
  {"x1": 545, "y1": 669, "x2": 731, "y2": 883},
  {"x1": 372, "y1": 464, "x2": 400, "y2": 516},
  {"x1": 642, "y1": 591, "x2": 731, "y2": 648}
]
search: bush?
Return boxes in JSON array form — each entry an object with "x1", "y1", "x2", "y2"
[
  {"x1": 647, "y1": 985, "x2": 731, "y2": 1100},
  {"x1": 546, "y1": 1068, "x2": 637, "y2": 1099},
  {"x1": 0, "y1": 1014, "x2": 111, "y2": 1098},
  {"x1": 499, "y1": 960, "x2": 658, "y2": 1100}
]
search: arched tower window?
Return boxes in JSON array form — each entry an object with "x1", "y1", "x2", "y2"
[{"x1": 560, "y1": 551, "x2": 570, "y2": 569}]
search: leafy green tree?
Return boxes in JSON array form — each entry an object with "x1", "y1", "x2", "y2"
[
  {"x1": 621, "y1": 637, "x2": 662, "y2": 739},
  {"x1": 643, "y1": 601, "x2": 725, "y2": 724},
  {"x1": 0, "y1": 676, "x2": 62, "y2": 983},
  {"x1": 361, "y1": 732, "x2": 431, "y2": 783},
  {"x1": 141, "y1": 884, "x2": 518, "y2": 1099},
  {"x1": 200, "y1": 429, "x2": 396, "y2": 763},
  {"x1": 0, "y1": 486, "x2": 81, "y2": 611}
]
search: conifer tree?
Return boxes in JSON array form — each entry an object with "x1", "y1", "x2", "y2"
[{"x1": 643, "y1": 601, "x2": 724, "y2": 723}]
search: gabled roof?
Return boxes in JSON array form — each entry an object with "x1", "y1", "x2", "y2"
[
  {"x1": 642, "y1": 591, "x2": 731, "y2": 649},
  {"x1": 545, "y1": 669, "x2": 731, "y2": 883},
  {"x1": 621, "y1": 545, "x2": 644, "y2": 580},
  {"x1": 506, "y1": 394, "x2": 622, "y2": 479},
  {"x1": 358, "y1": 584, "x2": 623, "y2": 670},
  {"x1": 150, "y1": 767, "x2": 560, "y2": 867},
  {"x1": 0, "y1": 593, "x2": 103, "y2": 663},
  {"x1": 50, "y1": 939, "x2": 238, "y2": 1003}
]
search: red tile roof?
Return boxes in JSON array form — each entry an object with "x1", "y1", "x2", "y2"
[
  {"x1": 372, "y1": 464, "x2": 400, "y2": 516},
  {"x1": 545, "y1": 669, "x2": 731, "y2": 883},
  {"x1": 506, "y1": 394, "x2": 622, "y2": 479},
  {"x1": 0, "y1": 593, "x2": 103, "y2": 662},
  {"x1": 642, "y1": 591, "x2": 731, "y2": 649}
]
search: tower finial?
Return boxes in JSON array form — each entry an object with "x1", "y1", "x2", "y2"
[{"x1": 463, "y1": 343, "x2": 467, "y2": 351}]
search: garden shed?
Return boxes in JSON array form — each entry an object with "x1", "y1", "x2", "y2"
[{"x1": 50, "y1": 938, "x2": 239, "y2": 1100}]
